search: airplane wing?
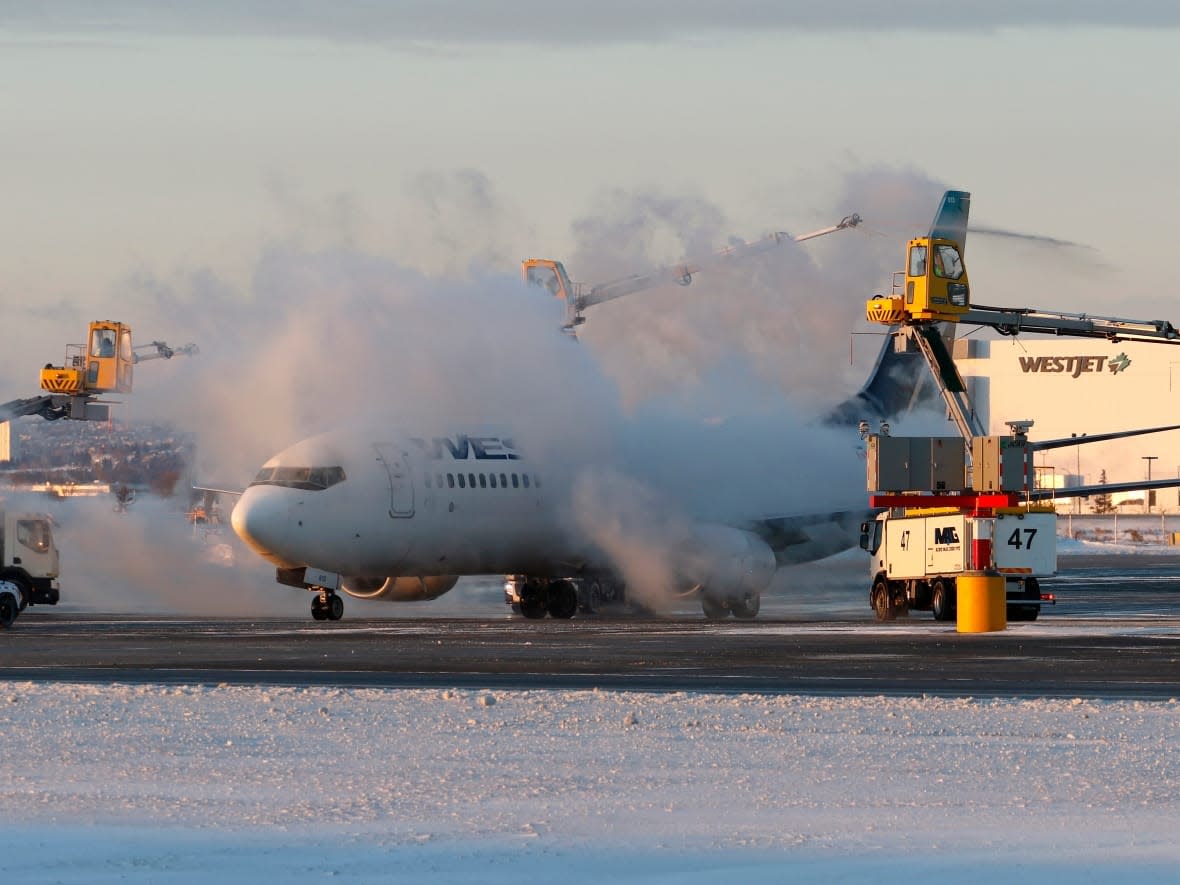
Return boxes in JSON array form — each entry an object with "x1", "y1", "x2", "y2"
[
  {"x1": 745, "y1": 510, "x2": 872, "y2": 567},
  {"x1": 1030, "y1": 476, "x2": 1180, "y2": 502}
]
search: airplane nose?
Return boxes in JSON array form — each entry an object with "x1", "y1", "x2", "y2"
[{"x1": 231, "y1": 487, "x2": 297, "y2": 567}]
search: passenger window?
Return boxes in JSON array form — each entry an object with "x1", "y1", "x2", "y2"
[
  {"x1": 468, "y1": 473, "x2": 476, "y2": 489},
  {"x1": 500, "y1": 473, "x2": 507, "y2": 488},
  {"x1": 479, "y1": 474, "x2": 487, "y2": 489},
  {"x1": 447, "y1": 474, "x2": 455, "y2": 489},
  {"x1": 457, "y1": 474, "x2": 466, "y2": 489},
  {"x1": 522, "y1": 475, "x2": 531, "y2": 489},
  {"x1": 489, "y1": 474, "x2": 497, "y2": 488},
  {"x1": 512, "y1": 474, "x2": 519, "y2": 489}
]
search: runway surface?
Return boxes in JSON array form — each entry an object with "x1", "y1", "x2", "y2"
[{"x1": 4, "y1": 555, "x2": 1180, "y2": 698}]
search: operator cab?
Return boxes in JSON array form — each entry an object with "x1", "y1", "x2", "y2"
[
  {"x1": 903, "y1": 237, "x2": 971, "y2": 321},
  {"x1": 522, "y1": 259, "x2": 574, "y2": 301}
]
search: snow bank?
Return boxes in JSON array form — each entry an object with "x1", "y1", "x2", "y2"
[{"x1": 1, "y1": 682, "x2": 1178, "y2": 882}]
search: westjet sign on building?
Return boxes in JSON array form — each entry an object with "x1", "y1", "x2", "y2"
[
  {"x1": 954, "y1": 339, "x2": 1177, "y2": 498},
  {"x1": 1016, "y1": 353, "x2": 1133, "y2": 377}
]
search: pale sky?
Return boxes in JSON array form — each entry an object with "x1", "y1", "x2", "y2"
[{"x1": 1, "y1": 3, "x2": 1178, "y2": 404}]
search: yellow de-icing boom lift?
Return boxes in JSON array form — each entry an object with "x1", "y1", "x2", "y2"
[
  {"x1": 858, "y1": 190, "x2": 1180, "y2": 624},
  {"x1": 865, "y1": 191, "x2": 1180, "y2": 443},
  {"x1": 1, "y1": 320, "x2": 197, "y2": 423},
  {"x1": 523, "y1": 213, "x2": 863, "y2": 332}
]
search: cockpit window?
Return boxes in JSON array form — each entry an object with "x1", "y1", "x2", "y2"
[{"x1": 249, "y1": 465, "x2": 346, "y2": 491}]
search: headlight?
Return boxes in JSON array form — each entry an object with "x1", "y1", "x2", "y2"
[{"x1": 947, "y1": 283, "x2": 969, "y2": 306}]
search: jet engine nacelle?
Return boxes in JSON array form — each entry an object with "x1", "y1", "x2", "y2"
[
  {"x1": 678, "y1": 525, "x2": 776, "y2": 597},
  {"x1": 340, "y1": 575, "x2": 460, "y2": 602}
]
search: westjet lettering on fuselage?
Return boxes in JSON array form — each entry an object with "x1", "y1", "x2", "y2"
[{"x1": 409, "y1": 435, "x2": 521, "y2": 461}]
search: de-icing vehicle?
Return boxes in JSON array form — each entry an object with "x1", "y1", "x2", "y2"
[
  {"x1": 0, "y1": 510, "x2": 61, "y2": 627},
  {"x1": 523, "y1": 213, "x2": 862, "y2": 332},
  {"x1": 1, "y1": 320, "x2": 197, "y2": 423},
  {"x1": 859, "y1": 190, "x2": 1180, "y2": 622}
]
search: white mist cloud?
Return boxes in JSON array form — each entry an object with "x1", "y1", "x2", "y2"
[
  {"x1": 38, "y1": 495, "x2": 296, "y2": 616},
  {"x1": 10, "y1": 167, "x2": 955, "y2": 615}
]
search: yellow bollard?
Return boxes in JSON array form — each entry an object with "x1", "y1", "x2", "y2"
[{"x1": 956, "y1": 570, "x2": 1007, "y2": 633}]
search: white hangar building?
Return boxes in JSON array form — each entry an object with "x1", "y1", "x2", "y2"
[{"x1": 952, "y1": 337, "x2": 1180, "y2": 510}]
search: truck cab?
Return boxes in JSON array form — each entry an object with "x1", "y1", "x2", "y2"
[{"x1": 0, "y1": 511, "x2": 61, "y2": 608}]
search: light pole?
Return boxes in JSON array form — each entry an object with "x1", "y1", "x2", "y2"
[{"x1": 1143, "y1": 456, "x2": 1158, "y2": 513}]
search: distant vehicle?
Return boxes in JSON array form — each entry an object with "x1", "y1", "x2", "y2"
[
  {"x1": 0, "y1": 510, "x2": 61, "y2": 622},
  {"x1": 1, "y1": 319, "x2": 197, "y2": 423}
]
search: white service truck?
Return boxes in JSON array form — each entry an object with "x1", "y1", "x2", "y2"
[
  {"x1": 860, "y1": 509, "x2": 1055, "y2": 622},
  {"x1": 0, "y1": 510, "x2": 62, "y2": 626}
]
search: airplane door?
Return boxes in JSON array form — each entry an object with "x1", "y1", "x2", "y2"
[{"x1": 374, "y1": 444, "x2": 415, "y2": 518}]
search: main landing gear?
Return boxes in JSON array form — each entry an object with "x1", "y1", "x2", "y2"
[
  {"x1": 311, "y1": 588, "x2": 344, "y2": 621},
  {"x1": 700, "y1": 590, "x2": 761, "y2": 620},
  {"x1": 515, "y1": 578, "x2": 578, "y2": 620}
]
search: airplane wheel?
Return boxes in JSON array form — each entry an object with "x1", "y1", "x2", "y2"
[
  {"x1": 730, "y1": 592, "x2": 760, "y2": 620},
  {"x1": 701, "y1": 595, "x2": 730, "y2": 620},
  {"x1": 311, "y1": 598, "x2": 327, "y2": 620},
  {"x1": 580, "y1": 580, "x2": 603, "y2": 614},
  {"x1": 327, "y1": 594, "x2": 345, "y2": 621},
  {"x1": 546, "y1": 581, "x2": 577, "y2": 619}
]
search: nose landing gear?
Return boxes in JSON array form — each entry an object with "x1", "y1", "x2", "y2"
[{"x1": 311, "y1": 588, "x2": 344, "y2": 621}]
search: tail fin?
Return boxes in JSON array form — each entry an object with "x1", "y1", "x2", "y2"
[
  {"x1": 826, "y1": 336, "x2": 936, "y2": 426},
  {"x1": 827, "y1": 189, "x2": 970, "y2": 426},
  {"x1": 928, "y1": 190, "x2": 971, "y2": 252}
]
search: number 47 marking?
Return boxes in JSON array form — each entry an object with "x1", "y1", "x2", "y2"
[{"x1": 1007, "y1": 527, "x2": 1038, "y2": 550}]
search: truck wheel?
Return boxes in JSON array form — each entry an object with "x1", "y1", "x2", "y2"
[
  {"x1": 1008, "y1": 578, "x2": 1041, "y2": 622},
  {"x1": 871, "y1": 578, "x2": 896, "y2": 621},
  {"x1": 931, "y1": 579, "x2": 955, "y2": 622},
  {"x1": 0, "y1": 595, "x2": 15, "y2": 627},
  {"x1": 8, "y1": 577, "x2": 31, "y2": 612}
]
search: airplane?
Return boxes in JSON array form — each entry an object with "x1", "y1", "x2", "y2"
[
  {"x1": 229, "y1": 417, "x2": 892, "y2": 621},
  {"x1": 229, "y1": 367, "x2": 927, "y2": 626},
  {"x1": 229, "y1": 215, "x2": 937, "y2": 623}
]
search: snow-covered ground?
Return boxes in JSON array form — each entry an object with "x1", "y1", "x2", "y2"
[{"x1": 2, "y1": 682, "x2": 1177, "y2": 883}]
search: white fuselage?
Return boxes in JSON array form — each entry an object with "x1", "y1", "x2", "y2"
[{"x1": 232, "y1": 430, "x2": 589, "y2": 580}]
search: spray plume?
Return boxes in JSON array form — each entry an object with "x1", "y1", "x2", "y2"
[{"x1": 20, "y1": 168, "x2": 956, "y2": 614}]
